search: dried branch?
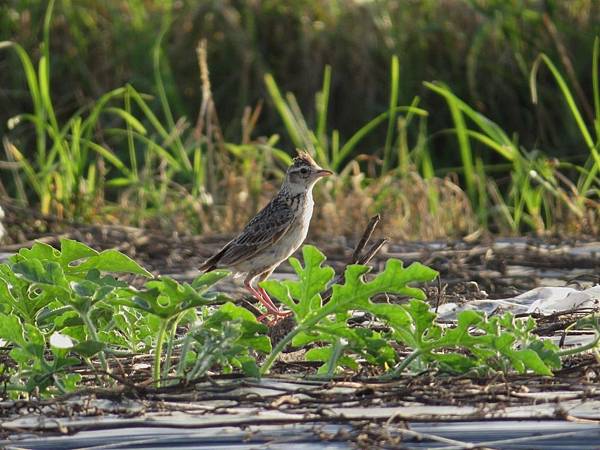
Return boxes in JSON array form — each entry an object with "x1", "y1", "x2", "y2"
[{"x1": 322, "y1": 215, "x2": 388, "y2": 302}]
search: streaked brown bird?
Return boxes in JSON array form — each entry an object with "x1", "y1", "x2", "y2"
[{"x1": 199, "y1": 151, "x2": 332, "y2": 322}]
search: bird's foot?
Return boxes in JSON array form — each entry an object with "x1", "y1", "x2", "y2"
[
  {"x1": 254, "y1": 286, "x2": 292, "y2": 326},
  {"x1": 256, "y1": 309, "x2": 292, "y2": 326}
]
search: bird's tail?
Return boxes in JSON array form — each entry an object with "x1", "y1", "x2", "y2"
[{"x1": 199, "y1": 244, "x2": 230, "y2": 272}]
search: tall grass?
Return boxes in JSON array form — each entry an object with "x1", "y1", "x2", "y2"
[
  {"x1": 3, "y1": 1, "x2": 598, "y2": 164},
  {"x1": 1, "y1": 1, "x2": 137, "y2": 218},
  {"x1": 422, "y1": 36, "x2": 600, "y2": 234},
  {"x1": 0, "y1": 2, "x2": 598, "y2": 240},
  {"x1": 0, "y1": 2, "x2": 292, "y2": 236},
  {"x1": 264, "y1": 67, "x2": 427, "y2": 173},
  {"x1": 265, "y1": 54, "x2": 598, "y2": 235}
]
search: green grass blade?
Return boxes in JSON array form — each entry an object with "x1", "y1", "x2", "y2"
[
  {"x1": 285, "y1": 92, "x2": 318, "y2": 155},
  {"x1": 70, "y1": 117, "x2": 82, "y2": 181},
  {"x1": 334, "y1": 106, "x2": 427, "y2": 171},
  {"x1": 331, "y1": 130, "x2": 340, "y2": 164},
  {"x1": 316, "y1": 65, "x2": 331, "y2": 157},
  {"x1": 465, "y1": 130, "x2": 516, "y2": 161},
  {"x1": 264, "y1": 73, "x2": 302, "y2": 148},
  {"x1": 531, "y1": 54, "x2": 598, "y2": 166},
  {"x1": 426, "y1": 82, "x2": 475, "y2": 202},
  {"x1": 153, "y1": 23, "x2": 191, "y2": 171},
  {"x1": 105, "y1": 107, "x2": 147, "y2": 134},
  {"x1": 3, "y1": 138, "x2": 42, "y2": 198},
  {"x1": 127, "y1": 86, "x2": 170, "y2": 140},
  {"x1": 529, "y1": 170, "x2": 583, "y2": 218},
  {"x1": 593, "y1": 36, "x2": 600, "y2": 139},
  {"x1": 106, "y1": 128, "x2": 182, "y2": 171},
  {"x1": 404, "y1": 96, "x2": 421, "y2": 127},
  {"x1": 448, "y1": 99, "x2": 475, "y2": 204},
  {"x1": 0, "y1": 42, "x2": 41, "y2": 116},
  {"x1": 45, "y1": 118, "x2": 79, "y2": 178},
  {"x1": 424, "y1": 81, "x2": 515, "y2": 149},
  {"x1": 396, "y1": 117, "x2": 409, "y2": 176},
  {"x1": 383, "y1": 55, "x2": 400, "y2": 173},
  {"x1": 123, "y1": 90, "x2": 138, "y2": 180},
  {"x1": 39, "y1": 0, "x2": 59, "y2": 133},
  {"x1": 79, "y1": 139, "x2": 132, "y2": 177},
  {"x1": 0, "y1": 41, "x2": 45, "y2": 161},
  {"x1": 487, "y1": 178, "x2": 516, "y2": 233},
  {"x1": 192, "y1": 145, "x2": 204, "y2": 197},
  {"x1": 81, "y1": 87, "x2": 127, "y2": 137}
]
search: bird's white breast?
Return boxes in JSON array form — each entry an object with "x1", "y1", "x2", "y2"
[
  {"x1": 274, "y1": 190, "x2": 313, "y2": 259},
  {"x1": 233, "y1": 191, "x2": 314, "y2": 274}
]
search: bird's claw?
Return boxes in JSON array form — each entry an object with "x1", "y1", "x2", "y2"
[{"x1": 257, "y1": 309, "x2": 292, "y2": 326}]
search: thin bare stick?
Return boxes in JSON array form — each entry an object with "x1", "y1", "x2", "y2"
[
  {"x1": 357, "y1": 238, "x2": 388, "y2": 266},
  {"x1": 322, "y1": 216, "x2": 387, "y2": 302},
  {"x1": 352, "y1": 214, "x2": 381, "y2": 263}
]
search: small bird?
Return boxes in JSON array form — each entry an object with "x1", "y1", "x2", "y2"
[{"x1": 200, "y1": 151, "x2": 333, "y2": 322}]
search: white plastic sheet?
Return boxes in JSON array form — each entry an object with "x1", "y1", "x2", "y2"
[{"x1": 438, "y1": 285, "x2": 600, "y2": 320}]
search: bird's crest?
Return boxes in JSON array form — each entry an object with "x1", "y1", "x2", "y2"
[{"x1": 292, "y1": 150, "x2": 317, "y2": 168}]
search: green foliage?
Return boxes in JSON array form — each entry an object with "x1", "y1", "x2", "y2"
[
  {"x1": 260, "y1": 245, "x2": 434, "y2": 374},
  {"x1": 425, "y1": 40, "x2": 600, "y2": 232},
  {"x1": 112, "y1": 271, "x2": 268, "y2": 386},
  {"x1": 0, "y1": 240, "x2": 597, "y2": 397},
  {"x1": 0, "y1": 314, "x2": 82, "y2": 394},
  {"x1": 181, "y1": 302, "x2": 271, "y2": 380},
  {"x1": 1, "y1": 2, "x2": 598, "y2": 237},
  {"x1": 0, "y1": 238, "x2": 269, "y2": 396},
  {"x1": 116, "y1": 273, "x2": 226, "y2": 320},
  {"x1": 265, "y1": 68, "x2": 428, "y2": 172},
  {"x1": 2, "y1": 0, "x2": 597, "y2": 156},
  {"x1": 261, "y1": 245, "x2": 562, "y2": 377},
  {"x1": 0, "y1": 238, "x2": 150, "y2": 394},
  {"x1": 387, "y1": 304, "x2": 560, "y2": 377},
  {"x1": 1, "y1": 1, "x2": 294, "y2": 236}
]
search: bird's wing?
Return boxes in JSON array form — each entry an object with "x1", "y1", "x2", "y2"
[
  {"x1": 198, "y1": 242, "x2": 232, "y2": 272},
  {"x1": 202, "y1": 197, "x2": 295, "y2": 269}
]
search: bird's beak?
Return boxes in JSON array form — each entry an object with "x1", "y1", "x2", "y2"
[{"x1": 315, "y1": 168, "x2": 333, "y2": 177}]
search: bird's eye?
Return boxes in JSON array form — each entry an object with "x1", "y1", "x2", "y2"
[{"x1": 300, "y1": 167, "x2": 309, "y2": 175}]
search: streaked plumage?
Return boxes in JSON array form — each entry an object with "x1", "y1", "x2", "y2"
[{"x1": 200, "y1": 151, "x2": 332, "y2": 322}]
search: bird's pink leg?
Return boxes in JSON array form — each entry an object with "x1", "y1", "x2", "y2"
[
  {"x1": 244, "y1": 275, "x2": 292, "y2": 325},
  {"x1": 244, "y1": 279, "x2": 281, "y2": 316},
  {"x1": 255, "y1": 280, "x2": 292, "y2": 325},
  {"x1": 258, "y1": 286, "x2": 291, "y2": 318}
]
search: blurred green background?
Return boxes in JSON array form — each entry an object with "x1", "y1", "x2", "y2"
[
  {"x1": 2, "y1": 1, "x2": 598, "y2": 158},
  {"x1": 0, "y1": 0, "x2": 599, "y2": 238}
]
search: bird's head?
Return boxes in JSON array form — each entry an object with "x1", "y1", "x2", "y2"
[{"x1": 285, "y1": 151, "x2": 333, "y2": 191}]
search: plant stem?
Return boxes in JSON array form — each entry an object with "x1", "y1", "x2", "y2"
[
  {"x1": 53, "y1": 375, "x2": 67, "y2": 394},
  {"x1": 80, "y1": 312, "x2": 108, "y2": 372},
  {"x1": 162, "y1": 313, "x2": 183, "y2": 382},
  {"x1": 153, "y1": 318, "x2": 170, "y2": 387},
  {"x1": 261, "y1": 282, "x2": 390, "y2": 374},
  {"x1": 384, "y1": 349, "x2": 422, "y2": 379},
  {"x1": 260, "y1": 324, "x2": 303, "y2": 375},
  {"x1": 176, "y1": 334, "x2": 192, "y2": 379},
  {"x1": 326, "y1": 339, "x2": 346, "y2": 377},
  {"x1": 557, "y1": 334, "x2": 600, "y2": 357}
]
